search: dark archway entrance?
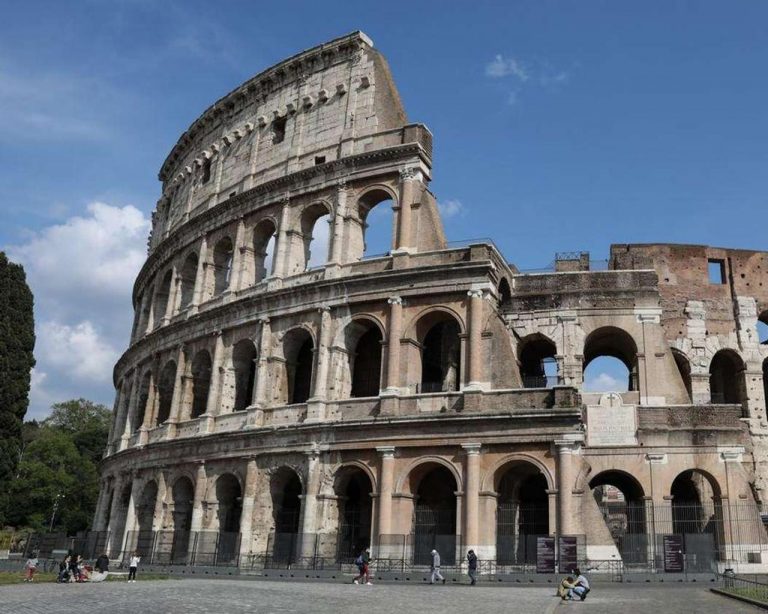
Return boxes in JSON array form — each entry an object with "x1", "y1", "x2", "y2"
[
  {"x1": 420, "y1": 317, "x2": 461, "y2": 393},
  {"x1": 214, "y1": 474, "x2": 242, "y2": 565},
  {"x1": 412, "y1": 465, "x2": 457, "y2": 565},
  {"x1": 709, "y1": 350, "x2": 747, "y2": 409},
  {"x1": 167, "y1": 477, "x2": 194, "y2": 565},
  {"x1": 348, "y1": 322, "x2": 383, "y2": 398},
  {"x1": 335, "y1": 468, "x2": 373, "y2": 561},
  {"x1": 670, "y1": 470, "x2": 724, "y2": 569},
  {"x1": 270, "y1": 468, "x2": 303, "y2": 564},
  {"x1": 496, "y1": 463, "x2": 549, "y2": 566}
]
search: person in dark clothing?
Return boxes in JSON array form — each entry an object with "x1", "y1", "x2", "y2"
[
  {"x1": 58, "y1": 555, "x2": 71, "y2": 583},
  {"x1": 466, "y1": 549, "x2": 478, "y2": 585},
  {"x1": 68, "y1": 554, "x2": 80, "y2": 582},
  {"x1": 95, "y1": 554, "x2": 110, "y2": 574}
]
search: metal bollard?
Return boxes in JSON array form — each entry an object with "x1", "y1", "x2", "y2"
[{"x1": 723, "y1": 568, "x2": 735, "y2": 589}]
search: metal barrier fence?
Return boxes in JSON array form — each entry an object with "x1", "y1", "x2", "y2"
[
  {"x1": 121, "y1": 530, "x2": 241, "y2": 566},
  {"x1": 719, "y1": 572, "x2": 768, "y2": 603}
]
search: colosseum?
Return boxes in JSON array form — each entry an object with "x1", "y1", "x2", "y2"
[{"x1": 94, "y1": 31, "x2": 768, "y2": 576}]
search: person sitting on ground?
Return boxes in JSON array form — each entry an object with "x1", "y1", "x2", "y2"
[
  {"x1": 558, "y1": 575, "x2": 576, "y2": 600},
  {"x1": 24, "y1": 554, "x2": 39, "y2": 582},
  {"x1": 68, "y1": 553, "x2": 80, "y2": 582},
  {"x1": 569, "y1": 568, "x2": 590, "y2": 601},
  {"x1": 94, "y1": 553, "x2": 110, "y2": 574},
  {"x1": 58, "y1": 555, "x2": 71, "y2": 583}
]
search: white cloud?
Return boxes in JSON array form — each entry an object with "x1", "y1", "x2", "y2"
[
  {"x1": 438, "y1": 199, "x2": 465, "y2": 219},
  {"x1": 6, "y1": 202, "x2": 150, "y2": 418},
  {"x1": 485, "y1": 55, "x2": 529, "y2": 81},
  {"x1": 584, "y1": 372, "x2": 627, "y2": 393}
]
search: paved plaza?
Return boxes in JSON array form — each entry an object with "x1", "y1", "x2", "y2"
[{"x1": 0, "y1": 578, "x2": 760, "y2": 614}]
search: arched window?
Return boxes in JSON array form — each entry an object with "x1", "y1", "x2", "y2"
[
  {"x1": 495, "y1": 461, "x2": 549, "y2": 565},
  {"x1": 709, "y1": 349, "x2": 746, "y2": 407},
  {"x1": 190, "y1": 351, "x2": 212, "y2": 418},
  {"x1": 300, "y1": 204, "x2": 331, "y2": 271},
  {"x1": 136, "y1": 481, "x2": 158, "y2": 544},
  {"x1": 179, "y1": 253, "x2": 198, "y2": 309},
  {"x1": 758, "y1": 310, "x2": 768, "y2": 345},
  {"x1": 216, "y1": 474, "x2": 243, "y2": 534},
  {"x1": 252, "y1": 219, "x2": 277, "y2": 284},
  {"x1": 351, "y1": 189, "x2": 395, "y2": 261},
  {"x1": 283, "y1": 329, "x2": 314, "y2": 404},
  {"x1": 170, "y1": 477, "x2": 195, "y2": 564},
  {"x1": 138, "y1": 285, "x2": 153, "y2": 335},
  {"x1": 213, "y1": 237, "x2": 234, "y2": 295},
  {"x1": 518, "y1": 334, "x2": 558, "y2": 388},
  {"x1": 134, "y1": 371, "x2": 152, "y2": 431},
  {"x1": 334, "y1": 468, "x2": 374, "y2": 560},
  {"x1": 416, "y1": 312, "x2": 462, "y2": 393},
  {"x1": 232, "y1": 339, "x2": 257, "y2": 411},
  {"x1": 156, "y1": 360, "x2": 177, "y2": 425},
  {"x1": 498, "y1": 278, "x2": 512, "y2": 307},
  {"x1": 410, "y1": 464, "x2": 458, "y2": 565},
  {"x1": 589, "y1": 470, "x2": 647, "y2": 565},
  {"x1": 671, "y1": 349, "x2": 693, "y2": 403},
  {"x1": 346, "y1": 320, "x2": 383, "y2": 398},
  {"x1": 583, "y1": 327, "x2": 638, "y2": 392},
  {"x1": 153, "y1": 270, "x2": 173, "y2": 327},
  {"x1": 270, "y1": 467, "x2": 303, "y2": 564}
]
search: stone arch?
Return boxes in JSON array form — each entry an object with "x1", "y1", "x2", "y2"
[
  {"x1": 331, "y1": 461, "x2": 378, "y2": 493},
  {"x1": 214, "y1": 472, "x2": 243, "y2": 534},
  {"x1": 138, "y1": 284, "x2": 154, "y2": 334},
  {"x1": 709, "y1": 349, "x2": 747, "y2": 408},
  {"x1": 670, "y1": 469, "x2": 725, "y2": 560},
  {"x1": 156, "y1": 360, "x2": 177, "y2": 425},
  {"x1": 671, "y1": 348, "x2": 693, "y2": 403},
  {"x1": 758, "y1": 309, "x2": 768, "y2": 344},
  {"x1": 250, "y1": 217, "x2": 278, "y2": 285},
  {"x1": 136, "y1": 480, "x2": 158, "y2": 535},
  {"x1": 406, "y1": 306, "x2": 467, "y2": 338},
  {"x1": 212, "y1": 236, "x2": 234, "y2": 295},
  {"x1": 582, "y1": 326, "x2": 639, "y2": 392},
  {"x1": 299, "y1": 201, "x2": 332, "y2": 271},
  {"x1": 589, "y1": 470, "x2": 646, "y2": 501},
  {"x1": 396, "y1": 456, "x2": 463, "y2": 494},
  {"x1": 494, "y1": 459, "x2": 551, "y2": 564},
  {"x1": 270, "y1": 466, "x2": 303, "y2": 534},
  {"x1": 517, "y1": 333, "x2": 558, "y2": 388},
  {"x1": 232, "y1": 338, "x2": 257, "y2": 411},
  {"x1": 498, "y1": 278, "x2": 512, "y2": 307},
  {"x1": 482, "y1": 454, "x2": 555, "y2": 492},
  {"x1": 190, "y1": 350, "x2": 212, "y2": 418},
  {"x1": 282, "y1": 327, "x2": 315, "y2": 405},
  {"x1": 409, "y1": 309, "x2": 464, "y2": 393},
  {"x1": 345, "y1": 317, "x2": 384, "y2": 398},
  {"x1": 351, "y1": 186, "x2": 398, "y2": 260},
  {"x1": 179, "y1": 252, "x2": 198, "y2": 309},
  {"x1": 333, "y1": 464, "x2": 375, "y2": 559},
  {"x1": 134, "y1": 370, "x2": 152, "y2": 431},
  {"x1": 153, "y1": 269, "x2": 173, "y2": 328}
]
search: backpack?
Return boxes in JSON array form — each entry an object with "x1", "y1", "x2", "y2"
[{"x1": 354, "y1": 554, "x2": 364, "y2": 566}]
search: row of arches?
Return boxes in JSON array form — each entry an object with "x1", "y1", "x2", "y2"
[{"x1": 135, "y1": 189, "x2": 396, "y2": 339}]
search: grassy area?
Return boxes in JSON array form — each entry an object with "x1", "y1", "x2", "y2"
[
  {"x1": 0, "y1": 571, "x2": 175, "y2": 585},
  {"x1": 722, "y1": 587, "x2": 768, "y2": 605}
]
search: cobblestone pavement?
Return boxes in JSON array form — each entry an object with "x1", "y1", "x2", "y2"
[{"x1": 0, "y1": 579, "x2": 759, "y2": 613}]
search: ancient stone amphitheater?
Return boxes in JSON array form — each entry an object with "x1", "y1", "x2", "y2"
[{"x1": 95, "y1": 32, "x2": 768, "y2": 574}]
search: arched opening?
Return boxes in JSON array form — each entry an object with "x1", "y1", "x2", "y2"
[
  {"x1": 213, "y1": 237, "x2": 234, "y2": 295},
  {"x1": 232, "y1": 339, "x2": 257, "y2": 412},
  {"x1": 495, "y1": 461, "x2": 549, "y2": 565},
  {"x1": 355, "y1": 189, "x2": 395, "y2": 260},
  {"x1": 138, "y1": 285, "x2": 153, "y2": 334},
  {"x1": 411, "y1": 464, "x2": 458, "y2": 565},
  {"x1": 334, "y1": 468, "x2": 373, "y2": 561},
  {"x1": 134, "y1": 371, "x2": 152, "y2": 432},
  {"x1": 758, "y1": 311, "x2": 768, "y2": 345},
  {"x1": 179, "y1": 253, "x2": 198, "y2": 309},
  {"x1": 498, "y1": 278, "x2": 512, "y2": 307},
  {"x1": 671, "y1": 349, "x2": 693, "y2": 403},
  {"x1": 170, "y1": 477, "x2": 195, "y2": 564},
  {"x1": 670, "y1": 470, "x2": 724, "y2": 567},
  {"x1": 270, "y1": 468, "x2": 303, "y2": 564},
  {"x1": 215, "y1": 473, "x2": 242, "y2": 564},
  {"x1": 346, "y1": 320, "x2": 383, "y2": 398},
  {"x1": 134, "y1": 481, "x2": 157, "y2": 557},
  {"x1": 153, "y1": 270, "x2": 173, "y2": 328},
  {"x1": 417, "y1": 313, "x2": 462, "y2": 393},
  {"x1": 518, "y1": 334, "x2": 558, "y2": 388},
  {"x1": 190, "y1": 351, "x2": 212, "y2": 418},
  {"x1": 283, "y1": 329, "x2": 314, "y2": 405},
  {"x1": 589, "y1": 470, "x2": 647, "y2": 565},
  {"x1": 156, "y1": 360, "x2": 177, "y2": 425},
  {"x1": 109, "y1": 483, "x2": 133, "y2": 556},
  {"x1": 763, "y1": 358, "x2": 768, "y2": 420},
  {"x1": 301, "y1": 204, "x2": 331, "y2": 270},
  {"x1": 252, "y1": 219, "x2": 277, "y2": 284},
  {"x1": 583, "y1": 327, "x2": 638, "y2": 392},
  {"x1": 709, "y1": 349, "x2": 746, "y2": 407}
]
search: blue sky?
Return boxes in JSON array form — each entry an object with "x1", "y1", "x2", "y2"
[{"x1": 2, "y1": 1, "x2": 767, "y2": 418}]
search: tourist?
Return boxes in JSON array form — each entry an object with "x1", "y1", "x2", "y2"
[
  {"x1": 466, "y1": 549, "x2": 478, "y2": 585},
  {"x1": 558, "y1": 575, "x2": 576, "y2": 600},
  {"x1": 569, "y1": 568, "x2": 590, "y2": 601},
  {"x1": 353, "y1": 547, "x2": 372, "y2": 585},
  {"x1": 95, "y1": 553, "x2": 110, "y2": 574},
  {"x1": 57, "y1": 555, "x2": 71, "y2": 583},
  {"x1": 68, "y1": 553, "x2": 80, "y2": 582},
  {"x1": 128, "y1": 551, "x2": 141, "y2": 582},
  {"x1": 24, "y1": 553, "x2": 38, "y2": 582},
  {"x1": 429, "y1": 549, "x2": 445, "y2": 585}
]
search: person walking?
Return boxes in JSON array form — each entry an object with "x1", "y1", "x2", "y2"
[
  {"x1": 128, "y1": 552, "x2": 140, "y2": 583},
  {"x1": 466, "y1": 549, "x2": 478, "y2": 585},
  {"x1": 24, "y1": 554, "x2": 38, "y2": 582},
  {"x1": 352, "y1": 547, "x2": 373, "y2": 585},
  {"x1": 429, "y1": 549, "x2": 445, "y2": 585},
  {"x1": 568, "y1": 568, "x2": 590, "y2": 601}
]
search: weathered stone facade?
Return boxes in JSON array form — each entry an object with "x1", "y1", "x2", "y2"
[{"x1": 96, "y1": 32, "x2": 768, "y2": 571}]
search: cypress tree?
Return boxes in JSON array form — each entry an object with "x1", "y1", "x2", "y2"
[{"x1": 0, "y1": 252, "x2": 36, "y2": 525}]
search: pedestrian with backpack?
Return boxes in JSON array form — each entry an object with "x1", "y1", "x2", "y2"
[
  {"x1": 353, "y1": 548, "x2": 372, "y2": 585},
  {"x1": 466, "y1": 549, "x2": 478, "y2": 585}
]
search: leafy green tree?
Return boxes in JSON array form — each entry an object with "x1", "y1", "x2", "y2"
[
  {"x1": 44, "y1": 399, "x2": 111, "y2": 464},
  {"x1": 0, "y1": 252, "x2": 36, "y2": 526}
]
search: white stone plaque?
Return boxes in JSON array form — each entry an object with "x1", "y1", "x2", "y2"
[{"x1": 586, "y1": 392, "x2": 637, "y2": 447}]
